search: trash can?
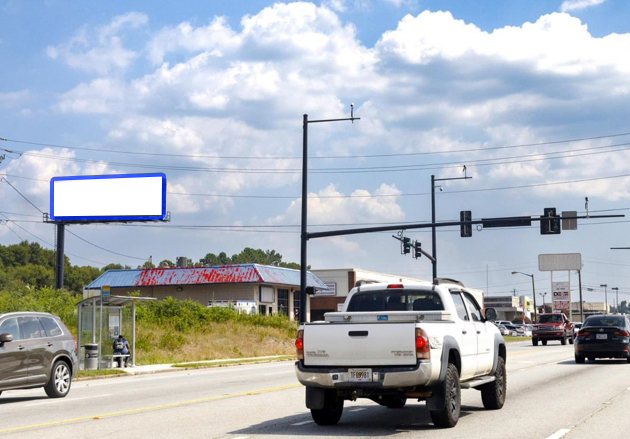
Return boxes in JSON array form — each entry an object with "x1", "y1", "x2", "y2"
[{"x1": 83, "y1": 343, "x2": 99, "y2": 370}]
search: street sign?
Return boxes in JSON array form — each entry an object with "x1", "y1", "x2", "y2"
[
  {"x1": 562, "y1": 211, "x2": 577, "y2": 230},
  {"x1": 538, "y1": 253, "x2": 582, "y2": 271},
  {"x1": 101, "y1": 285, "x2": 110, "y2": 297}
]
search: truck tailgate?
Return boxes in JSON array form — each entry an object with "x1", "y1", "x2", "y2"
[{"x1": 303, "y1": 322, "x2": 417, "y2": 367}]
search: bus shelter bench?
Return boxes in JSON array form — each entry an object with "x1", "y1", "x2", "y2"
[{"x1": 103, "y1": 354, "x2": 131, "y2": 368}]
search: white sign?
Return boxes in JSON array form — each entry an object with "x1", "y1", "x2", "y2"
[
  {"x1": 552, "y1": 282, "x2": 570, "y2": 314},
  {"x1": 108, "y1": 315, "x2": 120, "y2": 339},
  {"x1": 259, "y1": 286, "x2": 275, "y2": 303},
  {"x1": 50, "y1": 173, "x2": 166, "y2": 221},
  {"x1": 538, "y1": 253, "x2": 582, "y2": 271},
  {"x1": 316, "y1": 282, "x2": 337, "y2": 296}
]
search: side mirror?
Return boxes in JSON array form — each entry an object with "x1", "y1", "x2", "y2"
[
  {"x1": 0, "y1": 333, "x2": 13, "y2": 346},
  {"x1": 485, "y1": 308, "x2": 497, "y2": 321}
]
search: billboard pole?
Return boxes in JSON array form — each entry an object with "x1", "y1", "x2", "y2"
[{"x1": 55, "y1": 223, "x2": 65, "y2": 289}]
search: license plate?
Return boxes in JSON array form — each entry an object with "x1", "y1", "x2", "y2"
[
  {"x1": 349, "y1": 368, "x2": 372, "y2": 382},
  {"x1": 596, "y1": 333, "x2": 608, "y2": 340}
]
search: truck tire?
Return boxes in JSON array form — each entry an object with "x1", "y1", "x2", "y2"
[
  {"x1": 542, "y1": 340, "x2": 547, "y2": 346},
  {"x1": 480, "y1": 356, "x2": 506, "y2": 410},
  {"x1": 561, "y1": 336, "x2": 567, "y2": 345},
  {"x1": 311, "y1": 390, "x2": 344, "y2": 425},
  {"x1": 429, "y1": 363, "x2": 460, "y2": 428},
  {"x1": 532, "y1": 338, "x2": 538, "y2": 346},
  {"x1": 568, "y1": 336, "x2": 574, "y2": 345},
  {"x1": 384, "y1": 395, "x2": 407, "y2": 409}
]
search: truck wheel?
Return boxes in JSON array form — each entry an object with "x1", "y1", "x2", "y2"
[
  {"x1": 532, "y1": 338, "x2": 538, "y2": 346},
  {"x1": 384, "y1": 395, "x2": 407, "y2": 409},
  {"x1": 429, "y1": 363, "x2": 460, "y2": 428},
  {"x1": 542, "y1": 340, "x2": 547, "y2": 346},
  {"x1": 480, "y1": 356, "x2": 506, "y2": 410},
  {"x1": 561, "y1": 336, "x2": 567, "y2": 345},
  {"x1": 568, "y1": 336, "x2": 574, "y2": 345},
  {"x1": 575, "y1": 354, "x2": 585, "y2": 364},
  {"x1": 311, "y1": 390, "x2": 344, "y2": 426}
]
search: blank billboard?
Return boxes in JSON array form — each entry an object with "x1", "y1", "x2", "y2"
[{"x1": 50, "y1": 173, "x2": 166, "y2": 221}]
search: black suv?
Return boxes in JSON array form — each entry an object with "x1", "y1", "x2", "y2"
[{"x1": 0, "y1": 312, "x2": 78, "y2": 398}]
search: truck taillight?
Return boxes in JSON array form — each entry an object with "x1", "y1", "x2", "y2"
[
  {"x1": 295, "y1": 329, "x2": 304, "y2": 360},
  {"x1": 416, "y1": 328, "x2": 430, "y2": 360},
  {"x1": 387, "y1": 284, "x2": 404, "y2": 289}
]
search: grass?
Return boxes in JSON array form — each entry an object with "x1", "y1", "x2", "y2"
[
  {"x1": 504, "y1": 336, "x2": 532, "y2": 342},
  {"x1": 76, "y1": 369, "x2": 127, "y2": 379},
  {"x1": 172, "y1": 355, "x2": 294, "y2": 368}
]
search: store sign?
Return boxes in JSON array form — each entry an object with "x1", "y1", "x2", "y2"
[
  {"x1": 552, "y1": 282, "x2": 570, "y2": 315},
  {"x1": 316, "y1": 282, "x2": 337, "y2": 296}
]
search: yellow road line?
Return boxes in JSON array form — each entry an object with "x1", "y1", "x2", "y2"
[{"x1": 0, "y1": 383, "x2": 302, "y2": 434}]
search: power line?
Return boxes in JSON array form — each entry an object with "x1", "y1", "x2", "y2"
[
  {"x1": 0, "y1": 177, "x2": 44, "y2": 213},
  {"x1": 65, "y1": 228, "x2": 149, "y2": 261},
  {"x1": 1, "y1": 221, "x2": 24, "y2": 240},
  {"x1": 4, "y1": 131, "x2": 630, "y2": 160}
]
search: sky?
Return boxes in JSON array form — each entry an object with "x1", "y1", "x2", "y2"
[{"x1": 2, "y1": 0, "x2": 630, "y2": 308}]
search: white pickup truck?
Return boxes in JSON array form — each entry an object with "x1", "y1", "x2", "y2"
[{"x1": 295, "y1": 279, "x2": 506, "y2": 428}]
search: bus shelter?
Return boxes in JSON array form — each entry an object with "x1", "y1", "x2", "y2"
[{"x1": 76, "y1": 295, "x2": 156, "y2": 369}]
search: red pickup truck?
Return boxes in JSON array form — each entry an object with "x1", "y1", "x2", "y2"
[{"x1": 532, "y1": 313, "x2": 574, "y2": 346}]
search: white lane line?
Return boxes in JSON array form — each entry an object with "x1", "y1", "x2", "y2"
[
  {"x1": 350, "y1": 408, "x2": 366, "y2": 412},
  {"x1": 545, "y1": 428, "x2": 571, "y2": 439},
  {"x1": 291, "y1": 420, "x2": 313, "y2": 426},
  {"x1": 25, "y1": 393, "x2": 112, "y2": 407}
]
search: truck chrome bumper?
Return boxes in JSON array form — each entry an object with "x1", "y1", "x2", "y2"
[{"x1": 295, "y1": 361, "x2": 434, "y2": 388}]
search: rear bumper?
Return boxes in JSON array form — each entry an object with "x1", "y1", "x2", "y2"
[
  {"x1": 295, "y1": 360, "x2": 434, "y2": 388},
  {"x1": 576, "y1": 343, "x2": 630, "y2": 358}
]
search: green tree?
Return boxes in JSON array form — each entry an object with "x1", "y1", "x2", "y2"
[
  {"x1": 158, "y1": 259, "x2": 174, "y2": 268},
  {"x1": 139, "y1": 260, "x2": 156, "y2": 269},
  {"x1": 101, "y1": 263, "x2": 131, "y2": 272}
]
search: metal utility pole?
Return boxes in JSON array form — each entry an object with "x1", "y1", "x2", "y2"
[
  {"x1": 430, "y1": 170, "x2": 471, "y2": 280},
  {"x1": 539, "y1": 292, "x2": 547, "y2": 312},
  {"x1": 512, "y1": 271, "x2": 537, "y2": 322},
  {"x1": 612, "y1": 287, "x2": 619, "y2": 313},
  {"x1": 600, "y1": 284, "x2": 608, "y2": 313},
  {"x1": 300, "y1": 107, "x2": 359, "y2": 324},
  {"x1": 578, "y1": 270, "x2": 584, "y2": 322}
]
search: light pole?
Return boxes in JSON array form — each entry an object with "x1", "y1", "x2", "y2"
[
  {"x1": 600, "y1": 284, "x2": 608, "y2": 313},
  {"x1": 612, "y1": 287, "x2": 619, "y2": 313},
  {"x1": 539, "y1": 292, "x2": 547, "y2": 313},
  {"x1": 300, "y1": 108, "x2": 359, "y2": 324},
  {"x1": 512, "y1": 271, "x2": 537, "y2": 322},
  {"x1": 431, "y1": 171, "x2": 471, "y2": 281}
]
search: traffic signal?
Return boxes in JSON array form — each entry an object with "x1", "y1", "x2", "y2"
[
  {"x1": 414, "y1": 241, "x2": 422, "y2": 259},
  {"x1": 540, "y1": 207, "x2": 561, "y2": 235},
  {"x1": 403, "y1": 237, "x2": 411, "y2": 254},
  {"x1": 460, "y1": 210, "x2": 472, "y2": 237}
]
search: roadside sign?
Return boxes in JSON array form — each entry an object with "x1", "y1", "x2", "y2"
[
  {"x1": 101, "y1": 285, "x2": 110, "y2": 297},
  {"x1": 562, "y1": 211, "x2": 578, "y2": 230},
  {"x1": 538, "y1": 253, "x2": 582, "y2": 271}
]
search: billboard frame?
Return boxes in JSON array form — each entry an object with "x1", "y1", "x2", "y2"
[{"x1": 49, "y1": 172, "x2": 167, "y2": 223}]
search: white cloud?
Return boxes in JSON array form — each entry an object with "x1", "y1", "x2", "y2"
[
  {"x1": 46, "y1": 12, "x2": 148, "y2": 75},
  {"x1": 560, "y1": 0, "x2": 606, "y2": 13},
  {"x1": 0, "y1": 90, "x2": 30, "y2": 108}
]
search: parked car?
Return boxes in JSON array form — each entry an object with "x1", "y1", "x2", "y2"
[
  {"x1": 574, "y1": 315, "x2": 630, "y2": 363},
  {"x1": 502, "y1": 324, "x2": 519, "y2": 336},
  {"x1": 523, "y1": 324, "x2": 533, "y2": 337},
  {"x1": 532, "y1": 313, "x2": 574, "y2": 346},
  {"x1": 573, "y1": 322, "x2": 582, "y2": 335},
  {"x1": 0, "y1": 312, "x2": 78, "y2": 398},
  {"x1": 496, "y1": 324, "x2": 510, "y2": 336}
]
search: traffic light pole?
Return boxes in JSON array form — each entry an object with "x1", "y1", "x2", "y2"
[{"x1": 431, "y1": 173, "x2": 471, "y2": 281}]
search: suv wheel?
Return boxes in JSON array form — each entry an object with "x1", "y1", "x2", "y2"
[
  {"x1": 532, "y1": 338, "x2": 538, "y2": 346},
  {"x1": 561, "y1": 336, "x2": 567, "y2": 345},
  {"x1": 568, "y1": 335, "x2": 574, "y2": 345},
  {"x1": 430, "y1": 363, "x2": 461, "y2": 428},
  {"x1": 44, "y1": 360, "x2": 71, "y2": 398},
  {"x1": 480, "y1": 356, "x2": 506, "y2": 410},
  {"x1": 542, "y1": 340, "x2": 547, "y2": 346}
]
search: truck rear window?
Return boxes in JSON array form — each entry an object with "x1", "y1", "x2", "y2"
[
  {"x1": 346, "y1": 290, "x2": 444, "y2": 312},
  {"x1": 537, "y1": 315, "x2": 563, "y2": 323}
]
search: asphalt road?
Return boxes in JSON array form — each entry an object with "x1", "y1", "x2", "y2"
[{"x1": 1, "y1": 341, "x2": 630, "y2": 439}]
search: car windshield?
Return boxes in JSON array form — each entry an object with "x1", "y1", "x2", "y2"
[
  {"x1": 584, "y1": 317, "x2": 625, "y2": 327},
  {"x1": 346, "y1": 290, "x2": 444, "y2": 312},
  {"x1": 537, "y1": 315, "x2": 563, "y2": 323}
]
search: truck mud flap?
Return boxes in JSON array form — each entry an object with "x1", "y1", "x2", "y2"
[
  {"x1": 306, "y1": 386, "x2": 326, "y2": 410},
  {"x1": 426, "y1": 335, "x2": 459, "y2": 410}
]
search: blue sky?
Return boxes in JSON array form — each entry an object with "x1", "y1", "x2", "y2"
[{"x1": 2, "y1": 0, "x2": 630, "y2": 307}]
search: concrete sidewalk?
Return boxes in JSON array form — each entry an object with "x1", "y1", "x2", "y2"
[{"x1": 101, "y1": 355, "x2": 293, "y2": 376}]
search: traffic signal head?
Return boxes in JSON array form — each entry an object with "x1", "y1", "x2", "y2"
[
  {"x1": 403, "y1": 237, "x2": 411, "y2": 254},
  {"x1": 414, "y1": 241, "x2": 422, "y2": 259},
  {"x1": 540, "y1": 207, "x2": 561, "y2": 235},
  {"x1": 460, "y1": 210, "x2": 472, "y2": 238}
]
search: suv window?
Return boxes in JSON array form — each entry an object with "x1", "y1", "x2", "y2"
[
  {"x1": 450, "y1": 292, "x2": 469, "y2": 321},
  {"x1": 18, "y1": 316, "x2": 46, "y2": 339},
  {"x1": 0, "y1": 317, "x2": 20, "y2": 340},
  {"x1": 39, "y1": 317, "x2": 63, "y2": 337},
  {"x1": 346, "y1": 290, "x2": 444, "y2": 312},
  {"x1": 462, "y1": 292, "x2": 483, "y2": 322}
]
